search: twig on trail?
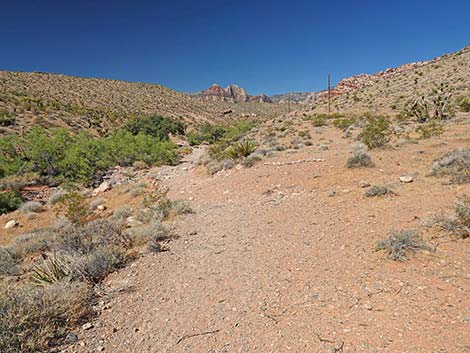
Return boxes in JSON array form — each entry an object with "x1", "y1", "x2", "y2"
[
  {"x1": 176, "y1": 329, "x2": 220, "y2": 344},
  {"x1": 332, "y1": 341, "x2": 345, "y2": 352},
  {"x1": 313, "y1": 331, "x2": 335, "y2": 344},
  {"x1": 263, "y1": 158, "x2": 325, "y2": 166}
]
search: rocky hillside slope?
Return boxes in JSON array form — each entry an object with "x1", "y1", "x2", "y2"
[
  {"x1": 0, "y1": 72, "x2": 285, "y2": 136},
  {"x1": 312, "y1": 45, "x2": 470, "y2": 114}
]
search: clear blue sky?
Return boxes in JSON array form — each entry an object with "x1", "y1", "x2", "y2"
[{"x1": 1, "y1": 0, "x2": 469, "y2": 95}]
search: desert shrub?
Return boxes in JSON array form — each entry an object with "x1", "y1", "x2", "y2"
[
  {"x1": 69, "y1": 247, "x2": 126, "y2": 283},
  {"x1": 332, "y1": 117, "x2": 356, "y2": 130},
  {"x1": 242, "y1": 154, "x2": 262, "y2": 168},
  {"x1": 0, "y1": 110, "x2": 15, "y2": 127},
  {"x1": 0, "y1": 191, "x2": 23, "y2": 214},
  {"x1": 187, "y1": 120, "x2": 256, "y2": 146},
  {"x1": 19, "y1": 201, "x2": 44, "y2": 214},
  {"x1": 128, "y1": 221, "x2": 174, "y2": 254},
  {"x1": 311, "y1": 114, "x2": 329, "y2": 127},
  {"x1": 358, "y1": 115, "x2": 392, "y2": 149},
  {"x1": 57, "y1": 192, "x2": 91, "y2": 225},
  {"x1": 429, "y1": 196, "x2": 470, "y2": 239},
  {"x1": 346, "y1": 143, "x2": 374, "y2": 168},
  {"x1": 111, "y1": 205, "x2": 132, "y2": 221},
  {"x1": 225, "y1": 120, "x2": 257, "y2": 141},
  {"x1": 124, "y1": 115, "x2": 185, "y2": 140},
  {"x1": 47, "y1": 188, "x2": 67, "y2": 205},
  {"x1": 459, "y1": 97, "x2": 470, "y2": 112},
  {"x1": 186, "y1": 124, "x2": 227, "y2": 145},
  {"x1": 431, "y1": 148, "x2": 470, "y2": 183},
  {"x1": 365, "y1": 185, "x2": 392, "y2": 197},
  {"x1": 0, "y1": 127, "x2": 180, "y2": 184},
  {"x1": 416, "y1": 121, "x2": 444, "y2": 139},
  {"x1": 376, "y1": 229, "x2": 432, "y2": 261},
  {"x1": 13, "y1": 229, "x2": 54, "y2": 257},
  {"x1": 89, "y1": 197, "x2": 106, "y2": 210},
  {"x1": 55, "y1": 219, "x2": 130, "y2": 255},
  {"x1": 0, "y1": 282, "x2": 92, "y2": 353},
  {"x1": 0, "y1": 248, "x2": 20, "y2": 275}
]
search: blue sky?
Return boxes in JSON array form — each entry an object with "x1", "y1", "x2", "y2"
[{"x1": 1, "y1": 0, "x2": 469, "y2": 95}]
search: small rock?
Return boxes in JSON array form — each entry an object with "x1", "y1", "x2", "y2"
[
  {"x1": 65, "y1": 333, "x2": 78, "y2": 343},
  {"x1": 359, "y1": 181, "x2": 371, "y2": 188},
  {"x1": 96, "y1": 205, "x2": 107, "y2": 211},
  {"x1": 399, "y1": 175, "x2": 413, "y2": 183},
  {"x1": 96, "y1": 345, "x2": 105, "y2": 351},
  {"x1": 93, "y1": 181, "x2": 111, "y2": 196},
  {"x1": 82, "y1": 322, "x2": 94, "y2": 330},
  {"x1": 4, "y1": 220, "x2": 18, "y2": 229},
  {"x1": 126, "y1": 216, "x2": 142, "y2": 227}
]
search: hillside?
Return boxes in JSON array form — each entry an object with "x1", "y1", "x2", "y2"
[
  {"x1": 0, "y1": 71, "x2": 286, "y2": 135},
  {"x1": 310, "y1": 46, "x2": 470, "y2": 114}
]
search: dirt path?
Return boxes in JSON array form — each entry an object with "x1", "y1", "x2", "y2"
[{"x1": 74, "y1": 128, "x2": 469, "y2": 353}]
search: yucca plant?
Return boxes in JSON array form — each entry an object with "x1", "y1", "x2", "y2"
[
  {"x1": 225, "y1": 139, "x2": 256, "y2": 160},
  {"x1": 31, "y1": 254, "x2": 71, "y2": 285}
]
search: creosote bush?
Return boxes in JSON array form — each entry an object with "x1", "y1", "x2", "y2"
[
  {"x1": 415, "y1": 121, "x2": 444, "y2": 139},
  {"x1": 0, "y1": 191, "x2": 23, "y2": 214},
  {"x1": 376, "y1": 229, "x2": 432, "y2": 261},
  {"x1": 358, "y1": 115, "x2": 392, "y2": 149}
]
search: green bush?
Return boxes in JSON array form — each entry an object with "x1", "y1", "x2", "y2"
[
  {"x1": 0, "y1": 127, "x2": 180, "y2": 185},
  {"x1": 0, "y1": 109, "x2": 15, "y2": 127},
  {"x1": 124, "y1": 115, "x2": 185, "y2": 140},
  {"x1": 358, "y1": 115, "x2": 392, "y2": 149},
  {"x1": 186, "y1": 124, "x2": 227, "y2": 145},
  {"x1": 186, "y1": 120, "x2": 256, "y2": 146},
  {"x1": 459, "y1": 98, "x2": 470, "y2": 112},
  {"x1": 0, "y1": 191, "x2": 23, "y2": 214},
  {"x1": 416, "y1": 121, "x2": 444, "y2": 139}
]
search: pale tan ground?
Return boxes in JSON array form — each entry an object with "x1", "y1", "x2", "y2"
[{"x1": 49, "y1": 122, "x2": 470, "y2": 353}]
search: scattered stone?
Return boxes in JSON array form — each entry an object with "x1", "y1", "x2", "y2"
[
  {"x1": 82, "y1": 322, "x2": 94, "y2": 330},
  {"x1": 399, "y1": 175, "x2": 414, "y2": 183},
  {"x1": 359, "y1": 181, "x2": 371, "y2": 188},
  {"x1": 126, "y1": 216, "x2": 142, "y2": 227},
  {"x1": 65, "y1": 333, "x2": 78, "y2": 343},
  {"x1": 93, "y1": 181, "x2": 111, "y2": 196},
  {"x1": 4, "y1": 220, "x2": 18, "y2": 229},
  {"x1": 96, "y1": 205, "x2": 107, "y2": 211}
]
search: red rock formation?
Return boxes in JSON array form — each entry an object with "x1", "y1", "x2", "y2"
[{"x1": 200, "y1": 84, "x2": 271, "y2": 103}]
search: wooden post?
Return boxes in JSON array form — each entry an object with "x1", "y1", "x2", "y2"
[{"x1": 328, "y1": 73, "x2": 331, "y2": 113}]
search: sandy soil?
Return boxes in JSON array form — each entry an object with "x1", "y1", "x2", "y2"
[{"x1": 58, "y1": 123, "x2": 470, "y2": 353}]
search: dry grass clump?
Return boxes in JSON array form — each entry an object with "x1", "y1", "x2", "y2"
[
  {"x1": 376, "y1": 229, "x2": 432, "y2": 261},
  {"x1": 0, "y1": 281, "x2": 92, "y2": 353},
  {"x1": 365, "y1": 185, "x2": 393, "y2": 197},
  {"x1": 0, "y1": 248, "x2": 19, "y2": 275},
  {"x1": 19, "y1": 201, "x2": 44, "y2": 214},
  {"x1": 425, "y1": 196, "x2": 470, "y2": 239},
  {"x1": 346, "y1": 142, "x2": 374, "y2": 168},
  {"x1": 431, "y1": 147, "x2": 470, "y2": 183}
]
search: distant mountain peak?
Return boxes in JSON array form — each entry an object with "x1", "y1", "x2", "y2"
[{"x1": 199, "y1": 83, "x2": 272, "y2": 103}]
